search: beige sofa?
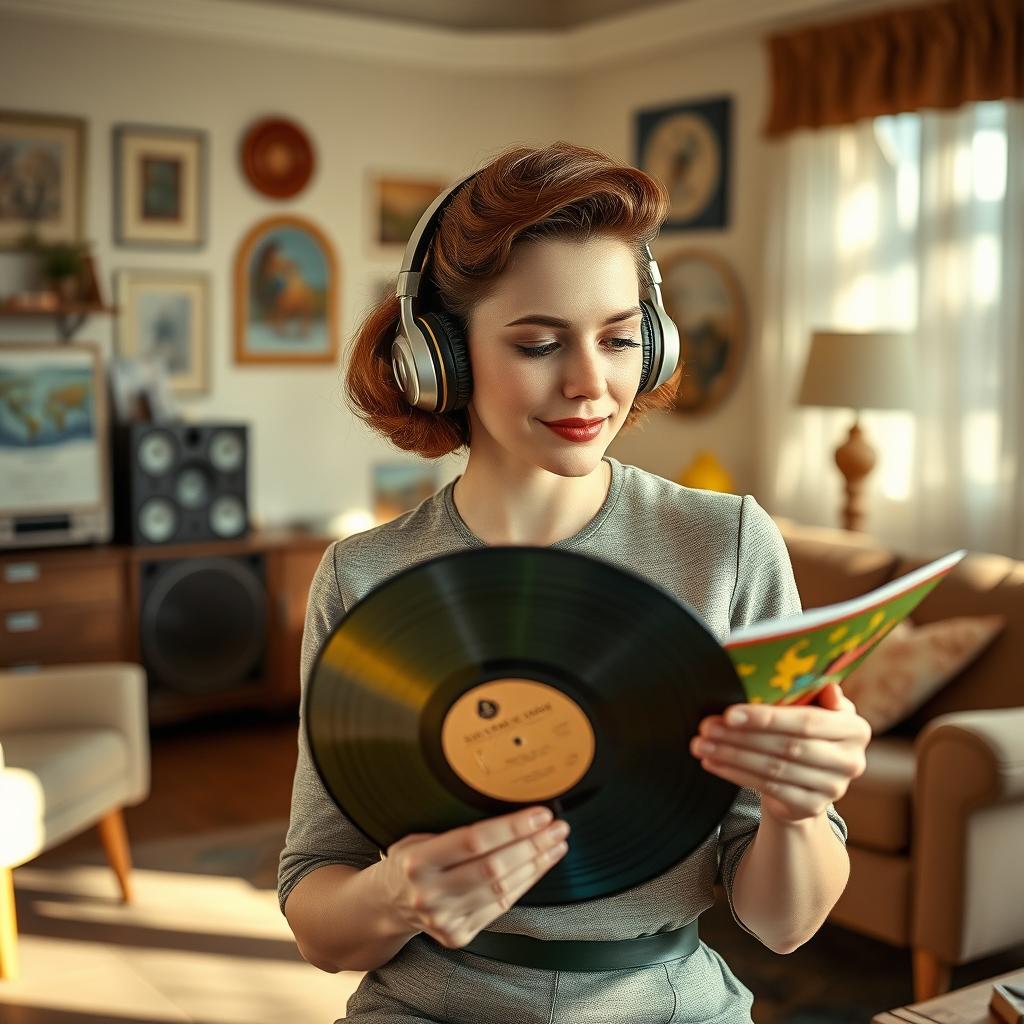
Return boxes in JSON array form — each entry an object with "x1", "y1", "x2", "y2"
[
  {"x1": 772, "y1": 517, "x2": 1024, "y2": 1002},
  {"x1": 0, "y1": 662, "x2": 150, "y2": 980}
]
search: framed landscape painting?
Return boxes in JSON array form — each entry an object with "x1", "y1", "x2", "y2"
[
  {"x1": 370, "y1": 173, "x2": 447, "y2": 256},
  {"x1": 234, "y1": 214, "x2": 339, "y2": 365}
]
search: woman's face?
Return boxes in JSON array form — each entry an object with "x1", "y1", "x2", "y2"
[{"x1": 465, "y1": 234, "x2": 645, "y2": 476}]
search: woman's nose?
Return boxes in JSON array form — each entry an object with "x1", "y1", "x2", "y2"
[{"x1": 560, "y1": 346, "x2": 606, "y2": 396}]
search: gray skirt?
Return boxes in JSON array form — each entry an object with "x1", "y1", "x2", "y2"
[{"x1": 340, "y1": 932, "x2": 755, "y2": 1024}]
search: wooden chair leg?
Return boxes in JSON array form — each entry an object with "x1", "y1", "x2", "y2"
[
  {"x1": 913, "y1": 948, "x2": 952, "y2": 1002},
  {"x1": 0, "y1": 865, "x2": 18, "y2": 981},
  {"x1": 97, "y1": 808, "x2": 134, "y2": 904}
]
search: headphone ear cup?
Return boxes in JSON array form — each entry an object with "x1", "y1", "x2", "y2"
[
  {"x1": 637, "y1": 301, "x2": 658, "y2": 393},
  {"x1": 417, "y1": 309, "x2": 473, "y2": 413}
]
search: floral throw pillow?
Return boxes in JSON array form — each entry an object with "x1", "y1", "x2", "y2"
[{"x1": 842, "y1": 615, "x2": 1006, "y2": 734}]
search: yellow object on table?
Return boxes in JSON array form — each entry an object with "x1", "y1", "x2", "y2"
[{"x1": 677, "y1": 451, "x2": 735, "y2": 493}]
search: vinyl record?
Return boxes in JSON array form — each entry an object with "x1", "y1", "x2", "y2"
[{"x1": 306, "y1": 546, "x2": 745, "y2": 906}]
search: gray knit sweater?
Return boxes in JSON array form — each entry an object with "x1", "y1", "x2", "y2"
[{"x1": 278, "y1": 454, "x2": 848, "y2": 948}]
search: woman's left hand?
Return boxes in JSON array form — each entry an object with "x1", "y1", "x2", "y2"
[{"x1": 689, "y1": 682, "x2": 872, "y2": 825}]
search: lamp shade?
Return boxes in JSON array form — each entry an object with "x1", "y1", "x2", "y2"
[{"x1": 797, "y1": 331, "x2": 915, "y2": 412}]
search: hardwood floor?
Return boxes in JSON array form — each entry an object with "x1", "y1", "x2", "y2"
[{"x1": 34, "y1": 707, "x2": 301, "y2": 864}]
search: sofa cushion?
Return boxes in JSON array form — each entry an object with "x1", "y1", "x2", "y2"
[
  {"x1": 843, "y1": 615, "x2": 1007, "y2": 734},
  {"x1": 835, "y1": 735, "x2": 915, "y2": 853},
  {"x1": 885, "y1": 551, "x2": 1024, "y2": 736},
  {"x1": 772, "y1": 516, "x2": 899, "y2": 610}
]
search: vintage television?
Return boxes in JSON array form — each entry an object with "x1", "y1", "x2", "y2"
[{"x1": 0, "y1": 342, "x2": 113, "y2": 550}]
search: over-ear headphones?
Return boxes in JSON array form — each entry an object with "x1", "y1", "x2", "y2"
[{"x1": 390, "y1": 170, "x2": 680, "y2": 415}]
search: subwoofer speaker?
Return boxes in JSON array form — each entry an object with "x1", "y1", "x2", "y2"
[
  {"x1": 139, "y1": 552, "x2": 267, "y2": 698},
  {"x1": 113, "y1": 422, "x2": 249, "y2": 546}
]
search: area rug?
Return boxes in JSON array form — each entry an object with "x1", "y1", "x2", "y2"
[{"x1": 49, "y1": 821, "x2": 1024, "y2": 1023}]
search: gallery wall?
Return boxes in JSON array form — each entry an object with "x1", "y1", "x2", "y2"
[{"x1": 0, "y1": 6, "x2": 776, "y2": 529}]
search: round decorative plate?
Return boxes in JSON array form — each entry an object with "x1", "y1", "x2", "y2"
[{"x1": 240, "y1": 117, "x2": 315, "y2": 199}]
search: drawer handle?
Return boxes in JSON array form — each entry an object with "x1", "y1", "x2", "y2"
[
  {"x1": 4, "y1": 562, "x2": 41, "y2": 584},
  {"x1": 5, "y1": 611, "x2": 41, "y2": 633}
]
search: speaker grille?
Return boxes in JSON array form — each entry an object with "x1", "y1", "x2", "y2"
[{"x1": 140, "y1": 554, "x2": 267, "y2": 696}]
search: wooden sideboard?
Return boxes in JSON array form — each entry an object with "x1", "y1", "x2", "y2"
[{"x1": 0, "y1": 528, "x2": 334, "y2": 724}]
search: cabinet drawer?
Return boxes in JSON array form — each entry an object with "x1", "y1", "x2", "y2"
[
  {"x1": 0, "y1": 557, "x2": 123, "y2": 611},
  {"x1": 0, "y1": 603, "x2": 125, "y2": 668}
]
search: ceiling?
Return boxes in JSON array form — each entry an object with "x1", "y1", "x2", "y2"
[{"x1": 237, "y1": 0, "x2": 694, "y2": 32}]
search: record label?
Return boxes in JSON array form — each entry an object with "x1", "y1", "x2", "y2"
[{"x1": 440, "y1": 678, "x2": 596, "y2": 802}]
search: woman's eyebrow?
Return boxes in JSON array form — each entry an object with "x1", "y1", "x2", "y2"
[{"x1": 504, "y1": 306, "x2": 643, "y2": 329}]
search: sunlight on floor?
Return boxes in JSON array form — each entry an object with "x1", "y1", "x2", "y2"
[{"x1": 4, "y1": 861, "x2": 365, "y2": 1023}]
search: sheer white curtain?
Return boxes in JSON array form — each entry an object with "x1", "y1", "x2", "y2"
[{"x1": 755, "y1": 101, "x2": 1024, "y2": 559}]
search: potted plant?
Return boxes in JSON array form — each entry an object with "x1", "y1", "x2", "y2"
[{"x1": 39, "y1": 241, "x2": 88, "y2": 302}]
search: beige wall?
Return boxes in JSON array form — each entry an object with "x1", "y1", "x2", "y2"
[
  {"x1": 0, "y1": 10, "x2": 770, "y2": 527},
  {"x1": 575, "y1": 32, "x2": 770, "y2": 496}
]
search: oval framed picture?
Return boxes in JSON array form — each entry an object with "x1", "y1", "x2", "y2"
[
  {"x1": 234, "y1": 214, "x2": 339, "y2": 365},
  {"x1": 658, "y1": 249, "x2": 745, "y2": 415}
]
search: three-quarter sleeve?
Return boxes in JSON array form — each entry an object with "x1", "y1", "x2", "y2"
[
  {"x1": 716, "y1": 494, "x2": 849, "y2": 943},
  {"x1": 277, "y1": 541, "x2": 383, "y2": 917}
]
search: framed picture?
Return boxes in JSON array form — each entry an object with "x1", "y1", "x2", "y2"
[
  {"x1": 114, "y1": 269, "x2": 210, "y2": 395},
  {"x1": 0, "y1": 110, "x2": 86, "y2": 248},
  {"x1": 369, "y1": 172, "x2": 448, "y2": 255},
  {"x1": 234, "y1": 214, "x2": 339, "y2": 365},
  {"x1": 635, "y1": 96, "x2": 731, "y2": 231},
  {"x1": 113, "y1": 124, "x2": 207, "y2": 248},
  {"x1": 659, "y1": 249, "x2": 745, "y2": 415},
  {"x1": 371, "y1": 460, "x2": 440, "y2": 524}
]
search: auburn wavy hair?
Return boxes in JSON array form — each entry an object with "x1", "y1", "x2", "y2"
[{"x1": 345, "y1": 140, "x2": 681, "y2": 459}]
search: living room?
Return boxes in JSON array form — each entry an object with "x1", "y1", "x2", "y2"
[{"x1": 1, "y1": 0, "x2": 1022, "y2": 1021}]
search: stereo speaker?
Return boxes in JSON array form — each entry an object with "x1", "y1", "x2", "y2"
[
  {"x1": 139, "y1": 551, "x2": 268, "y2": 700},
  {"x1": 113, "y1": 422, "x2": 249, "y2": 546}
]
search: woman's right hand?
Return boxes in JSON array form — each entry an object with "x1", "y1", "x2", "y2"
[{"x1": 377, "y1": 806, "x2": 571, "y2": 950}]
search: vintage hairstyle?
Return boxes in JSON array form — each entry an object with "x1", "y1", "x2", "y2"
[{"x1": 345, "y1": 140, "x2": 682, "y2": 459}]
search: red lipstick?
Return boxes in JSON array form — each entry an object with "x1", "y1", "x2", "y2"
[{"x1": 540, "y1": 417, "x2": 608, "y2": 442}]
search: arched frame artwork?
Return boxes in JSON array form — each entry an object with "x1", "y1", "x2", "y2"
[
  {"x1": 658, "y1": 249, "x2": 746, "y2": 415},
  {"x1": 234, "y1": 214, "x2": 339, "y2": 365}
]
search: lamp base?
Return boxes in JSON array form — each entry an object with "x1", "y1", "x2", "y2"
[{"x1": 834, "y1": 417, "x2": 876, "y2": 532}]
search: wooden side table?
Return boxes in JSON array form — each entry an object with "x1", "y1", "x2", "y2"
[{"x1": 873, "y1": 967, "x2": 1024, "y2": 1023}]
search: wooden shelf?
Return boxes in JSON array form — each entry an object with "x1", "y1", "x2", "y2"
[
  {"x1": 0, "y1": 301, "x2": 119, "y2": 341},
  {"x1": 0, "y1": 302, "x2": 118, "y2": 316}
]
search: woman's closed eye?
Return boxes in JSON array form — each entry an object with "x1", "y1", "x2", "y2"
[{"x1": 516, "y1": 338, "x2": 642, "y2": 358}]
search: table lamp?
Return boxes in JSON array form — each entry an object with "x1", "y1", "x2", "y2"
[{"x1": 796, "y1": 330, "x2": 914, "y2": 532}]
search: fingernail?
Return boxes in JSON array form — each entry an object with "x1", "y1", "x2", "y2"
[
  {"x1": 530, "y1": 809, "x2": 553, "y2": 828},
  {"x1": 727, "y1": 709, "x2": 747, "y2": 725}
]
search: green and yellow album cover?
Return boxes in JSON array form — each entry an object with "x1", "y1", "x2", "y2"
[{"x1": 725, "y1": 550, "x2": 967, "y2": 707}]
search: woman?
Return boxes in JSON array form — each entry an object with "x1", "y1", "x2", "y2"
[{"x1": 279, "y1": 141, "x2": 870, "y2": 1024}]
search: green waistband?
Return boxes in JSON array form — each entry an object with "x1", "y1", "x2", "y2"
[{"x1": 451, "y1": 918, "x2": 700, "y2": 972}]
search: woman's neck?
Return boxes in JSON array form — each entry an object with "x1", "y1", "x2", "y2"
[{"x1": 452, "y1": 456, "x2": 611, "y2": 547}]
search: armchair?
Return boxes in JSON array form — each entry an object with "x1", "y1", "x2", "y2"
[
  {"x1": 773, "y1": 517, "x2": 1024, "y2": 1001},
  {"x1": 0, "y1": 662, "x2": 150, "y2": 980}
]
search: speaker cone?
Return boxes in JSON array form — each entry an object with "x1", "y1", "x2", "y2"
[
  {"x1": 137, "y1": 431, "x2": 176, "y2": 475},
  {"x1": 138, "y1": 497, "x2": 178, "y2": 543},
  {"x1": 209, "y1": 429, "x2": 245, "y2": 473},
  {"x1": 210, "y1": 495, "x2": 246, "y2": 538}
]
